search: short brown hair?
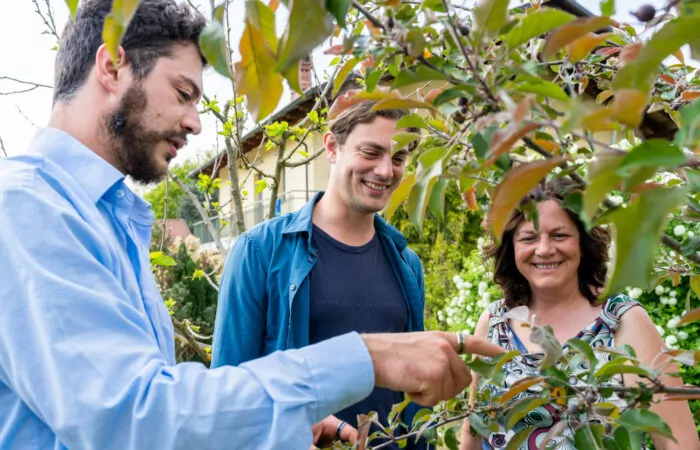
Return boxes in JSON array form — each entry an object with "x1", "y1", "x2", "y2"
[
  {"x1": 328, "y1": 100, "x2": 419, "y2": 151},
  {"x1": 484, "y1": 179, "x2": 611, "y2": 308}
]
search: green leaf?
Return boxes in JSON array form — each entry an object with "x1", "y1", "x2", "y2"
[
  {"x1": 433, "y1": 86, "x2": 477, "y2": 106},
  {"x1": 326, "y1": 0, "x2": 352, "y2": 27},
  {"x1": 333, "y1": 57, "x2": 360, "y2": 96},
  {"x1": 505, "y1": 8, "x2": 575, "y2": 48},
  {"x1": 674, "y1": 99, "x2": 700, "y2": 149},
  {"x1": 574, "y1": 426, "x2": 604, "y2": 450},
  {"x1": 392, "y1": 65, "x2": 448, "y2": 89},
  {"x1": 505, "y1": 426, "x2": 536, "y2": 450},
  {"x1": 603, "y1": 186, "x2": 689, "y2": 298},
  {"x1": 384, "y1": 173, "x2": 415, "y2": 222},
  {"x1": 428, "y1": 178, "x2": 448, "y2": 221},
  {"x1": 406, "y1": 148, "x2": 447, "y2": 233},
  {"x1": 392, "y1": 131, "x2": 421, "y2": 154},
  {"x1": 283, "y1": 60, "x2": 302, "y2": 94},
  {"x1": 594, "y1": 360, "x2": 651, "y2": 378},
  {"x1": 275, "y1": 0, "x2": 334, "y2": 73},
  {"x1": 614, "y1": 427, "x2": 643, "y2": 450},
  {"x1": 619, "y1": 409, "x2": 674, "y2": 439},
  {"x1": 150, "y1": 251, "x2": 177, "y2": 267},
  {"x1": 372, "y1": 98, "x2": 436, "y2": 112},
  {"x1": 488, "y1": 158, "x2": 566, "y2": 244},
  {"x1": 473, "y1": 0, "x2": 509, "y2": 41},
  {"x1": 567, "y1": 338, "x2": 597, "y2": 368},
  {"x1": 505, "y1": 397, "x2": 549, "y2": 429},
  {"x1": 235, "y1": 18, "x2": 284, "y2": 121},
  {"x1": 512, "y1": 80, "x2": 569, "y2": 101},
  {"x1": 254, "y1": 179, "x2": 267, "y2": 194},
  {"x1": 616, "y1": 139, "x2": 687, "y2": 177},
  {"x1": 444, "y1": 426, "x2": 459, "y2": 450},
  {"x1": 613, "y1": 17, "x2": 700, "y2": 93},
  {"x1": 365, "y1": 68, "x2": 383, "y2": 92},
  {"x1": 246, "y1": 0, "x2": 278, "y2": 48},
  {"x1": 396, "y1": 113, "x2": 428, "y2": 129},
  {"x1": 582, "y1": 153, "x2": 623, "y2": 222},
  {"x1": 691, "y1": 275, "x2": 700, "y2": 300},
  {"x1": 600, "y1": 0, "x2": 615, "y2": 16},
  {"x1": 102, "y1": 0, "x2": 141, "y2": 64},
  {"x1": 530, "y1": 325, "x2": 562, "y2": 369},
  {"x1": 199, "y1": 4, "x2": 230, "y2": 78},
  {"x1": 66, "y1": 0, "x2": 79, "y2": 18},
  {"x1": 467, "y1": 413, "x2": 491, "y2": 438}
]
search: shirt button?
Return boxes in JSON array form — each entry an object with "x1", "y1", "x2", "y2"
[
  {"x1": 307, "y1": 257, "x2": 313, "y2": 263},
  {"x1": 290, "y1": 284, "x2": 296, "y2": 291},
  {"x1": 116, "y1": 189, "x2": 125, "y2": 199}
]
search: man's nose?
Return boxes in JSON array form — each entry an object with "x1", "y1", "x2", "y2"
[{"x1": 182, "y1": 105, "x2": 202, "y2": 135}]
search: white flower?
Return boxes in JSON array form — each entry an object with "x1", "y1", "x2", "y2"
[
  {"x1": 665, "y1": 335, "x2": 678, "y2": 346},
  {"x1": 670, "y1": 291, "x2": 677, "y2": 297},
  {"x1": 674, "y1": 225, "x2": 686, "y2": 236},
  {"x1": 452, "y1": 275, "x2": 462, "y2": 284},
  {"x1": 668, "y1": 317, "x2": 681, "y2": 328},
  {"x1": 465, "y1": 282, "x2": 473, "y2": 289},
  {"x1": 655, "y1": 285, "x2": 665, "y2": 296},
  {"x1": 661, "y1": 297, "x2": 669, "y2": 305},
  {"x1": 628, "y1": 288, "x2": 643, "y2": 298},
  {"x1": 478, "y1": 282, "x2": 488, "y2": 294},
  {"x1": 689, "y1": 231, "x2": 695, "y2": 238},
  {"x1": 482, "y1": 292, "x2": 492, "y2": 302},
  {"x1": 678, "y1": 331, "x2": 689, "y2": 340},
  {"x1": 656, "y1": 325, "x2": 665, "y2": 337},
  {"x1": 669, "y1": 297, "x2": 678, "y2": 306},
  {"x1": 456, "y1": 281, "x2": 466, "y2": 290},
  {"x1": 446, "y1": 318, "x2": 454, "y2": 326},
  {"x1": 437, "y1": 311, "x2": 444, "y2": 321}
]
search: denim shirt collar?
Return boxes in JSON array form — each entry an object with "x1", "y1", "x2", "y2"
[{"x1": 281, "y1": 191, "x2": 407, "y2": 251}]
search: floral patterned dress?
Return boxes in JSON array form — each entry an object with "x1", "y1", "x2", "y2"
[{"x1": 477, "y1": 294, "x2": 643, "y2": 449}]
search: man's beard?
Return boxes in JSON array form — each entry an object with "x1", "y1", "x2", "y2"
[{"x1": 105, "y1": 83, "x2": 185, "y2": 184}]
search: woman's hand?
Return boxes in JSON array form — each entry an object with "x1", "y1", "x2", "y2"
[{"x1": 310, "y1": 415, "x2": 357, "y2": 449}]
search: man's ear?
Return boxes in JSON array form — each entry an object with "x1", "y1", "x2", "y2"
[
  {"x1": 94, "y1": 44, "x2": 129, "y2": 95},
  {"x1": 323, "y1": 131, "x2": 339, "y2": 164}
]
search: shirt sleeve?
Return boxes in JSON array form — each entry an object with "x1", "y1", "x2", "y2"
[
  {"x1": 211, "y1": 232, "x2": 267, "y2": 367},
  {"x1": 0, "y1": 182, "x2": 375, "y2": 450}
]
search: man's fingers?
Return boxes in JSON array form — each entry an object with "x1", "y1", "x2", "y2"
[
  {"x1": 441, "y1": 331, "x2": 503, "y2": 357},
  {"x1": 340, "y1": 423, "x2": 358, "y2": 443}
]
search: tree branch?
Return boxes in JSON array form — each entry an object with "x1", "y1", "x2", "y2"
[
  {"x1": 172, "y1": 317, "x2": 211, "y2": 363},
  {"x1": 32, "y1": 0, "x2": 60, "y2": 42},
  {"x1": 0, "y1": 135, "x2": 7, "y2": 158},
  {"x1": 171, "y1": 175, "x2": 228, "y2": 257},
  {"x1": 0, "y1": 76, "x2": 52, "y2": 96},
  {"x1": 284, "y1": 146, "x2": 326, "y2": 168}
]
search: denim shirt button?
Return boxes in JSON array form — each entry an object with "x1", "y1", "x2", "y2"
[{"x1": 290, "y1": 284, "x2": 296, "y2": 291}]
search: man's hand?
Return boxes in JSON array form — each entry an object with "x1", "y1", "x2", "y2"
[
  {"x1": 310, "y1": 415, "x2": 357, "y2": 449},
  {"x1": 362, "y1": 331, "x2": 503, "y2": 407}
]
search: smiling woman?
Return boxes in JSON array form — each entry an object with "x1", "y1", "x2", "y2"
[{"x1": 459, "y1": 179, "x2": 699, "y2": 450}]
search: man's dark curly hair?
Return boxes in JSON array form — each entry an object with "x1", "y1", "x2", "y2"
[
  {"x1": 53, "y1": 0, "x2": 206, "y2": 103},
  {"x1": 484, "y1": 178, "x2": 611, "y2": 308}
]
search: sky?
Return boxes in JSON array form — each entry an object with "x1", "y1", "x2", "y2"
[{"x1": 0, "y1": 0, "x2": 676, "y2": 170}]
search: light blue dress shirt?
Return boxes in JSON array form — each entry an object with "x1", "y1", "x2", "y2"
[{"x1": 0, "y1": 127, "x2": 374, "y2": 450}]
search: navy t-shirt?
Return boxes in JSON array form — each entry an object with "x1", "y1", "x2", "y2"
[{"x1": 309, "y1": 225, "x2": 417, "y2": 449}]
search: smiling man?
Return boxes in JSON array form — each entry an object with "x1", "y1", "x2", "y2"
[{"x1": 212, "y1": 97, "x2": 429, "y2": 449}]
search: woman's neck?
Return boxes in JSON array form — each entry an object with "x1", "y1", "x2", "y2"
[{"x1": 527, "y1": 287, "x2": 591, "y2": 323}]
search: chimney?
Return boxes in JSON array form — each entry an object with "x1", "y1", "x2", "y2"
[{"x1": 292, "y1": 55, "x2": 313, "y2": 100}]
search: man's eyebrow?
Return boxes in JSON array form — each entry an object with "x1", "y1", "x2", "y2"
[
  {"x1": 358, "y1": 141, "x2": 390, "y2": 153},
  {"x1": 176, "y1": 75, "x2": 202, "y2": 100}
]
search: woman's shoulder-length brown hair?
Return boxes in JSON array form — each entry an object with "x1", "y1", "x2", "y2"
[{"x1": 483, "y1": 179, "x2": 611, "y2": 309}]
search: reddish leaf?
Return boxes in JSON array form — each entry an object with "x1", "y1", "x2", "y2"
[
  {"x1": 463, "y1": 186, "x2": 478, "y2": 211},
  {"x1": 542, "y1": 16, "x2": 614, "y2": 60},
  {"x1": 371, "y1": 98, "x2": 436, "y2": 112},
  {"x1": 659, "y1": 74, "x2": 676, "y2": 84},
  {"x1": 268, "y1": 0, "x2": 280, "y2": 12},
  {"x1": 487, "y1": 122, "x2": 540, "y2": 165},
  {"x1": 682, "y1": 90, "x2": 700, "y2": 101},
  {"x1": 673, "y1": 49, "x2": 685, "y2": 64},
  {"x1": 679, "y1": 307, "x2": 700, "y2": 326},
  {"x1": 327, "y1": 90, "x2": 365, "y2": 119},
  {"x1": 499, "y1": 376, "x2": 545, "y2": 405},
  {"x1": 596, "y1": 47, "x2": 621, "y2": 57},
  {"x1": 619, "y1": 42, "x2": 643, "y2": 66},
  {"x1": 323, "y1": 44, "x2": 349, "y2": 55},
  {"x1": 567, "y1": 32, "x2": 611, "y2": 63},
  {"x1": 531, "y1": 137, "x2": 558, "y2": 153},
  {"x1": 488, "y1": 158, "x2": 567, "y2": 243}
]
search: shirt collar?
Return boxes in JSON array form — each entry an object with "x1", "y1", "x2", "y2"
[
  {"x1": 28, "y1": 127, "x2": 125, "y2": 205},
  {"x1": 282, "y1": 191, "x2": 407, "y2": 251}
]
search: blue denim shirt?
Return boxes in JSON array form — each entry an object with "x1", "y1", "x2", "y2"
[
  {"x1": 0, "y1": 128, "x2": 375, "y2": 450},
  {"x1": 212, "y1": 192, "x2": 426, "y2": 366}
]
